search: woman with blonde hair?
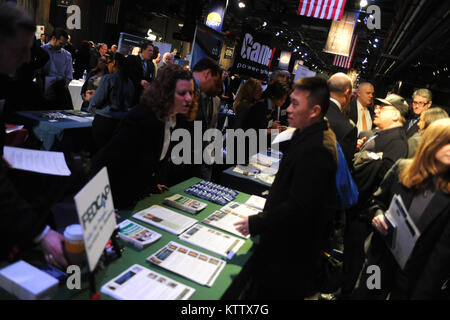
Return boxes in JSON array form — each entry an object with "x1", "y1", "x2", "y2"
[
  {"x1": 408, "y1": 107, "x2": 448, "y2": 157},
  {"x1": 354, "y1": 118, "x2": 450, "y2": 299}
]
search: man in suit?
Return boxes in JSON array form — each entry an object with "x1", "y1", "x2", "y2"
[
  {"x1": 346, "y1": 82, "x2": 375, "y2": 134},
  {"x1": 326, "y1": 73, "x2": 357, "y2": 168},
  {"x1": 192, "y1": 58, "x2": 223, "y2": 180},
  {"x1": 406, "y1": 88, "x2": 433, "y2": 138},
  {"x1": 128, "y1": 40, "x2": 155, "y2": 104},
  {"x1": 235, "y1": 77, "x2": 338, "y2": 299},
  {"x1": 0, "y1": 3, "x2": 67, "y2": 269}
]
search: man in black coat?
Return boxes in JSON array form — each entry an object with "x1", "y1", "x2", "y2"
[
  {"x1": 0, "y1": 3, "x2": 67, "y2": 268},
  {"x1": 341, "y1": 93, "x2": 409, "y2": 298},
  {"x1": 128, "y1": 41, "x2": 156, "y2": 105},
  {"x1": 346, "y1": 82, "x2": 375, "y2": 135},
  {"x1": 326, "y1": 73, "x2": 357, "y2": 168},
  {"x1": 235, "y1": 77, "x2": 338, "y2": 299}
]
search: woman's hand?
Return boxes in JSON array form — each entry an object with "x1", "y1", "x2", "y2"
[
  {"x1": 234, "y1": 218, "x2": 250, "y2": 236},
  {"x1": 156, "y1": 184, "x2": 169, "y2": 194},
  {"x1": 372, "y1": 215, "x2": 389, "y2": 236}
]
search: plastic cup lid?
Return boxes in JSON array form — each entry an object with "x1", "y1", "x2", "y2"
[{"x1": 64, "y1": 224, "x2": 84, "y2": 241}]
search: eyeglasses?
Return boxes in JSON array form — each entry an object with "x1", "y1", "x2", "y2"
[
  {"x1": 412, "y1": 101, "x2": 430, "y2": 107},
  {"x1": 374, "y1": 105, "x2": 396, "y2": 112}
]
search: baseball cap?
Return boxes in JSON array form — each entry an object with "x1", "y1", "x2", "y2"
[{"x1": 374, "y1": 94, "x2": 409, "y2": 117}]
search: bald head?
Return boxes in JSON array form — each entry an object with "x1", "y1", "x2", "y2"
[
  {"x1": 357, "y1": 82, "x2": 374, "y2": 107},
  {"x1": 163, "y1": 52, "x2": 174, "y2": 65},
  {"x1": 328, "y1": 73, "x2": 353, "y2": 112}
]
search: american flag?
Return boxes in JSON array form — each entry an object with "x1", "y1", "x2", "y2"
[
  {"x1": 333, "y1": 35, "x2": 358, "y2": 69},
  {"x1": 297, "y1": 0, "x2": 347, "y2": 21},
  {"x1": 105, "y1": 0, "x2": 121, "y2": 24}
]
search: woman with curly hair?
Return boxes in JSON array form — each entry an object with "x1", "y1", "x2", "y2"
[
  {"x1": 91, "y1": 64, "x2": 198, "y2": 209},
  {"x1": 353, "y1": 118, "x2": 450, "y2": 299}
]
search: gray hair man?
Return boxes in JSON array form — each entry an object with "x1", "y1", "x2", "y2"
[{"x1": 406, "y1": 88, "x2": 433, "y2": 138}]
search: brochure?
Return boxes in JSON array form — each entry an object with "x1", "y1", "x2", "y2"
[
  {"x1": 220, "y1": 201, "x2": 261, "y2": 217},
  {"x1": 147, "y1": 241, "x2": 226, "y2": 287},
  {"x1": 118, "y1": 220, "x2": 161, "y2": 250},
  {"x1": 179, "y1": 224, "x2": 245, "y2": 259},
  {"x1": 163, "y1": 194, "x2": 207, "y2": 214},
  {"x1": 133, "y1": 205, "x2": 197, "y2": 235},
  {"x1": 203, "y1": 210, "x2": 251, "y2": 239},
  {"x1": 100, "y1": 264, "x2": 195, "y2": 300}
]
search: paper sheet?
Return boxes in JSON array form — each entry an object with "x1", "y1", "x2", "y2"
[
  {"x1": 271, "y1": 127, "x2": 296, "y2": 145},
  {"x1": 3, "y1": 146, "x2": 71, "y2": 176},
  {"x1": 385, "y1": 194, "x2": 421, "y2": 269},
  {"x1": 245, "y1": 195, "x2": 266, "y2": 211},
  {"x1": 203, "y1": 210, "x2": 251, "y2": 239}
]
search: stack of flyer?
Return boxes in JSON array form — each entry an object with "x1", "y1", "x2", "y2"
[
  {"x1": 133, "y1": 205, "x2": 197, "y2": 235},
  {"x1": 185, "y1": 180, "x2": 238, "y2": 205},
  {"x1": 118, "y1": 220, "x2": 161, "y2": 250},
  {"x1": 163, "y1": 194, "x2": 207, "y2": 214},
  {"x1": 100, "y1": 264, "x2": 195, "y2": 300}
]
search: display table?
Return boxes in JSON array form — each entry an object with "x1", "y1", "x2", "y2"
[
  {"x1": 0, "y1": 177, "x2": 255, "y2": 300},
  {"x1": 11, "y1": 110, "x2": 93, "y2": 153}
]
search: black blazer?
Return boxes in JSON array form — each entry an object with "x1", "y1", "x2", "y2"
[
  {"x1": 127, "y1": 55, "x2": 155, "y2": 104},
  {"x1": 91, "y1": 103, "x2": 188, "y2": 209},
  {"x1": 326, "y1": 100, "x2": 358, "y2": 167},
  {"x1": 346, "y1": 98, "x2": 375, "y2": 129},
  {"x1": 355, "y1": 161, "x2": 450, "y2": 299},
  {"x1": 248, "y1": 120, "x2": 338, "y2": 298}
]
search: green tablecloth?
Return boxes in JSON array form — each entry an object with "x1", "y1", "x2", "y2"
[{"x1": 1, "y1": 177, "x2": 255, "y2": 300}]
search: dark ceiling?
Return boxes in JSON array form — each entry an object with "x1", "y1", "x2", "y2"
[{"x1": 122, "y1": 0, "x2": 450, "y2": 103}]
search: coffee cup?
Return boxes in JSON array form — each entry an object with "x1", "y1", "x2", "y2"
[{"x1": 63, "y1": 224, "x2": 86, "y2": 266}]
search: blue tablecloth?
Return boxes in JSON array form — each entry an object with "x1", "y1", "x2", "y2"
[{"x1": 12, "y1": 111, "x2": 93, "y2": 153}]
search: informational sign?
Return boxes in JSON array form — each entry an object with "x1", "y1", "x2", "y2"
[
  {"x1": 204, "y1": 0, "x2": 228, "y2": 32},
  {"x1": 35, "y1": 26, "x2": 45, "y2": 40},
  {"x1": 323, "y1": 11, "x2": 358, "y2": 56},
  {"x1": 232, "y1": 27, "x2": 276, "y2": 80},
  {"x1": 74, "y1": 167, "x2": 117, "y2": 272},
  {"x1": 224, "y1": 46, "x2": 235, "y2": 59},
  {"x1": 294, "y1": 65, "x2": 316, "y2": 82},
  {"x1": 189, "y1": 23, "x2": 224, "y2": 68},
  {"x1": 118, "y1": 32, "x2": 147, "y2": 56},
  {"x1": 279, "y1": 51, "x2": 292, "y2": 70}
]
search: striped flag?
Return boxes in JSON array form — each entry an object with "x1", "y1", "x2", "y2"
[
  {"x1": 297, "y1": 0, "x2": 347, "y2": 21},
  {"x1": 105, "y1": 0, "x2": 121, "y2": 24},
  {"x1": 333, "y1": 35, "x2": 358, "y2": 69}
]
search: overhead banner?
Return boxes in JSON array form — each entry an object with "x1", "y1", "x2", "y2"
[
  {"x1": 232, "y1": 28, "x2": 276, "y2": 80},
  {"x1": 294, "y1": 65, "x2": 317, "y2": 82},
  {"x1": 204, "y1": 0, "x2": 228, "y2": 32},
  {"x1": 118, "y1": 32, "x2": 147, "y2": 56},
  {"x1": 189, "y1": 23, "x2": 224, "y2": 68},
  {"x1": 323, "y1": 11, "x2": 358, "y2": 56},
  {"x1": 279, "y1": 51, "x2": 292, "y2": 70}
]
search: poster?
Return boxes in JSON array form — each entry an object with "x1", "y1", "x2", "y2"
[
  {"x1": 118, "y1": 32, "x2": 147, "y2": 56},
  {"x1": 189, "y1": 23, "x2": 224, "y2": 68},
  {"x1": 204, "y1": 0, "x2": 228, "y2": 32},
  {"x1": 323, "y1": 11, "x2": 358, "y2": 56}
]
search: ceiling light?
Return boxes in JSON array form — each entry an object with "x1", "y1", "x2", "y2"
[
  {"x1": 262, "y1": 21, "x2": 267, "y2": 27},
  {"x1": 374, "y1": 38, "x2": 379, "y2": 43},
  {"x1": 360, "y1": 0, "x2": 368, "y2": 8},
  {"x1": 373, "y1": 44, "x2": 377, "y2": 48},
  {"x1": 238, "y1": 2, "x2": 246, "y2": 8}
]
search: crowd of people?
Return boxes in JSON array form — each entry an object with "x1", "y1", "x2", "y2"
[{"x1": 0, "y1": 3, "x2": 449, "y2": 300}]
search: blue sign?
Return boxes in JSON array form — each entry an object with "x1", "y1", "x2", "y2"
[{"x1": 204, "y1": 0, "x2": 228, "y2": 32}]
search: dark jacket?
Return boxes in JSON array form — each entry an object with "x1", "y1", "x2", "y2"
[
  {"x1": 351, "y1": 126, "x2": 409, "y2": 217},
  {"x1": 91, "y1": 103, "x2": 188, "y2": 209},
  {"x1": 355, "y1": 161, "x2": 450, "y2": 299},
  {"x1": 128, "y1": 55, "x2": 155, "y2": 104},
  {"x1": 326, "y1": 100, "x2": 358, "y2": 168},
  {"x1": 0, "y1": 74, "x2": 48, "y2": 258},
  {"x1": 248, "y1": 119, "x2": 338, "y2": 299}
]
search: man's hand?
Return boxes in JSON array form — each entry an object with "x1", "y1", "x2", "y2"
[
  {"x1": 156, "y1": 184, "x2": 169, "y2": 194},
  {"x1": 141, "y1": 80, "x2": 150, "y2": 88},
  {"x1": 40, "y1": 230, "x2": 68, "y2": 269},
  {"x1": 271, "y1": 120, "x2": 281, "y2": 129},
  {"x1": 234, "y1": 218, "x2": 250, "y2": 236},
  {"x1": 356, "y1": 137, "x2": 368, "y2": 151},
  {"x1": 372, "y1": 215, "x2": 389, "y2": 236}
]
